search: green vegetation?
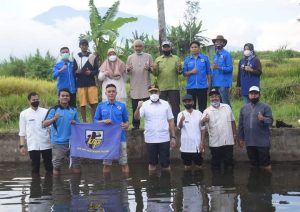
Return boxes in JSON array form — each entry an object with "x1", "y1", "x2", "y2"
[{"x1": 1, "y1": 58, "x2": 300, "y2": 132}]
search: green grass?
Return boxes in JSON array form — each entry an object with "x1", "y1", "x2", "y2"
[{"x1": 1, "y1": 58, "x2": 300, "y2": 132}]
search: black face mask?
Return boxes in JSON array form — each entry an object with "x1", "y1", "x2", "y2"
[
  {"x1": 163, "y1": 50, "x2": 171, "y2": 56},
  {"x1": 215, "y1": 45, "x2": 223, "y2": 50},
  {"x1": 250, "y1": 98, "x2": 259, "y2": 104},
  {"x1": 31, "y1": 101, "x2": 40, "y2": 108},
  {"x1": 184, "y1": 104, "x2": 193, "y2": 110}
]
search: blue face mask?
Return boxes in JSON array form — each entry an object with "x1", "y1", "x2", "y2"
[
  {"x1": 61, "y1": 53, "x2": 70, "y2": 60},
  {"x1": 211, "y1": 100, "x2": 220, "y2": 108}
]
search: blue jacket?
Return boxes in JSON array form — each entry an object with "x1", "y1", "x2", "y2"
[
  {"x1": 212, "y1": 49, "x2": 233, "y2": 87},
  {"x1": 237, "y1": 57, "x2": 262, "y2": 96},
  {"x1": 94, "y1": 101, "x2": 129, "y2": 142},
  {"x1": 46, "y1": 106, "x2": 80, "y2": 144},
  {"x1": 52, "y1": 60, "x2": 76, "y2": 95},
  {"x1": 183, "y1": 54, "x2": 211, "y2": 89}
]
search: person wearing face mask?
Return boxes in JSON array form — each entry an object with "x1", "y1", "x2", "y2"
[
  {"x1": 201, "y1": 89, "x2": 238, "y2": 170},
  {"x1": 153, "y1": 41, "x2": 181, "y2": 124},
  {"x1": 19, "y1": 92, "x2": 52, "y2": 174},
  {"x1": 237, "y1": 43, "x2": 262, "y2": 104},
  {"x1": 134, "y1": 85, "x2": 177, "y2": 171},
  {"x1": 52, "y1": 47, "x2": 77, "y2": 108},
  {"x1": 99, "y1": 48, "x2": 127, "y2": 104},
  {"x1": 126, "y1": 40, "x2": 153, "y2": 130},
  {"x1": 238, "y1": 86, "x2": 273, "y2": 171},
  {"x1": 211, "y1": 35, "x2": 233, "y2": 107},
  {"x1": 177, "y1": 94, "x2": 205, "y2": 170}
]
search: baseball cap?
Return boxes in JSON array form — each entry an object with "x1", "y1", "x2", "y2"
[
  {"x1": 148, "y1": 84, "x2": 159, "y2": 92},
  {"x1": 209, "y1": 88, "x2": 220, "y2": 96},
  {"x1": 249, "y1": 86, "x2": 260, "y2": 92},
  {"x1": 161, "y1": 41, "x2": 171, "y2": 47},
  {"x1": 182, "y1": 94, "x2": 193, "y2": 101}
]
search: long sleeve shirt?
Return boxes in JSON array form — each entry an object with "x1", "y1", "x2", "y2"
[
  {"x1": 238, "y1": 102, "x2": 273, "y2": 147},
  {"x1": 212, "y1": 49, "x2": 233, "y2": 87}
]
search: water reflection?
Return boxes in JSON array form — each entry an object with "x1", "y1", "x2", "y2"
[
  {"x1": 0, "y1": 162, "x2": 300, "y2": 211},
  {"x1": 240, "y1": 168, "x2": 275, "y2": 212}
]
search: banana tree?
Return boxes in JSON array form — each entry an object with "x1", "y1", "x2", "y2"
[{"x1": 80, "y1": 0, "x2": 137, "y2": 62}]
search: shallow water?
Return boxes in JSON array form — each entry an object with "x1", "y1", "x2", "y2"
[{"x1": 0, "y1": 162, "x2": 299, "y2": 212}]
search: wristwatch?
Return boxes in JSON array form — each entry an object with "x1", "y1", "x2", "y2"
[{"x1": 171, "y1": 135, "x2": 176, "y2": 139}]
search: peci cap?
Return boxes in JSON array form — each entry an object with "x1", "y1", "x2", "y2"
[
  {"x1": 148, "y1": 84, "x2": 159, "y2": 92},
  {"x1": 161, "y1": 41, "x2": 171, "y2": 47},
  {"x1": 79, "y1": 39, "x2": 89, "y2": 46},
  {"x1": 249, "y1": 86, "x2": 260, "y2": 92},
  {"x1": 209, "y1": 88, "x2": 220, "y2": 96},
  {"x1": 182, "y1": 94, "x2": 193, "y2": 101}
]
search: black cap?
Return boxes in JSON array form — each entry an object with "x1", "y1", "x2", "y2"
[
  {"x1": 209, "y1": 88, "x2": 220, "y2": 96},
  {"x1": 182, "y1": 94, "x2": 193, "y2": 101},
  {"x1": 79, "y1": 39, "x2": 89, "y2": 46}
]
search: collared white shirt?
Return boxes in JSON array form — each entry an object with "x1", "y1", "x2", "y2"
[
  {"x1": 202, "y1": 103, "x2": 235, "y2": 147},
  {"x1": 19, "y1": 107, "x2": 51, "y2": 151},
  {"x1": 140, "y1": 99, "x2": 174, "y2": 143},
  {"x1": 177, "y1": 109, "x2": 205, "y2": 152}
]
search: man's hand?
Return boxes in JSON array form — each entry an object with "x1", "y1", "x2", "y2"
[
  {"x1": 126, "y1": 64, "x2": 133, "y2": 72},
  {"x1": 202, "y1": 114, "x2": 209, "y2": 123},
  {"x1": 239, "y1": 140, "x2": 245, "y2": 149},
  {"x1": 212, "y1": 63, "x2": 219, "y2": 70},
  {"x1": 97, "y1": 119, "x2": 112, "y2": 124},
  {"x1": 121, "y1": 122, "x2": 129, "y2": 129},
  {"x1": 70, "y1": 120, "x2": 76, "y2": 124},
  {"x1": 190, "y1": 68, "x2": 198, "y2": 74},
  {"x1": 59, "y1": 64, "x2": 68, "y2": 73},
  {"x1": 137, "y1": 101, "x2": 143, "y2": 109},
  {"x1": 75, "y1": 68, "x2": 81, "y2": 74},
  {"x1": 170, "y1": 138, "x2": 176, "y2": 148},
  {"x1": 257, "y1": 112, "x2": 264, "y2": 121},
  {"x1": 53, "y1": 113, "x2": 60, "y2": 121},
  {"x1": 85, "y1": 68, "x2": 92, "y2": 76},
  {"x1": 20, "y1": 146, "x2": 26, "y2": 156}
]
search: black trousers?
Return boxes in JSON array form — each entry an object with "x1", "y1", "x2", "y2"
[
  {"x1": 187, "y1": 88, "x2": 208, "y2": 113},
  {"x1": 159, "y1": 90, "x2": 180, "y2": 123},
  {"x1": 131, "y1": 97, "x2": 149, "y2": 128},
  {"x1": 209, "y1": 145, "x2": 234, "y2": 169},
  {"x1": 69, "y1": 93, "x2": 77, "y2": 108},
  {"x1": 29, "y1": 149, "x2": 53, "y2": 173},
  {"x1": 146, "y1": 142, "x2": 170, "y2": 168}
]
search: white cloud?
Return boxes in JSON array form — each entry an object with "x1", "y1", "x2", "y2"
[{"x1": 257, "y1": 19, "x2": 300, "y2": 50}]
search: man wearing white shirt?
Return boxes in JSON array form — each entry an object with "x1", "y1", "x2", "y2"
[
  {"x1": 202, "y1": 89, "x2": 237, "y2": 169},
  {"x1": 19, "y1": 92, "x2": 52, "y2": 174},
  {"x1": 134, "y1": 85, "x2": 176, "y2": 171},
  {"x1": 177, "y1": 94, "x2": 205, "y2": 170}
]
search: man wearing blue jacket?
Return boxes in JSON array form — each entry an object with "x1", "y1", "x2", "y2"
[
  {"x1": 212, "y1": 35, "x2": 233, "y2": 107},
  {"x1": 52, "y1": 47, "x2": 77, "y2": 108}
]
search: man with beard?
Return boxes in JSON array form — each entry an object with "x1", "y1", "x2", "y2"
[
  {"x1": 153, "y1": 41, "x2": 181, "y2": 123},
  {"x1": 238, "y1": 86, "x2": 273, "y2": 171},
  {"x1": 211, "y1": 35, "x2": 233, "y2": 107}
]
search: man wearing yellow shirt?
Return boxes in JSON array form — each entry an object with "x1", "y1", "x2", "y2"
[{"x1": 153, "y1": 41, "x2": 181, "y2": 123}]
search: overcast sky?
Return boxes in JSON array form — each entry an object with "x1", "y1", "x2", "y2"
[{"x1": 0, "y1": 0, "x2": 299, "y2": 60}]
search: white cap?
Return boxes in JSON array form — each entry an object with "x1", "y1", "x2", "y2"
[
  {"x1": 161, "y1": 41, "x2": 171, "y2": 47},
  {"x1": 249, "y1": 86, "x2": 260, "y2": 92}
]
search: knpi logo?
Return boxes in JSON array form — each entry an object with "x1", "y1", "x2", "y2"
[{"x1": 85, "y1": 130, "x2": 104, "y2": 149}]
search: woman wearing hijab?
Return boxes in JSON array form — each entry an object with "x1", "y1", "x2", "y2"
[
  {"x1": 237, "y1": 43, "x2": 262, "y2": 104},
  {"x1": 98, "y1": 48, "x2": 127, "y2": 103}
]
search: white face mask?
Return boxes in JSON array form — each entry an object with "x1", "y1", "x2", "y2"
[
  {"x1": 108, "y1": 55, "x2": 117, "y2": 62},
  {"x1": 244, "y1": 50, "x2": 252, "y2": 57},
  {"x1": 150, "y1": 94, "x2": 159, "y2": 102},
  {"x1": 211, "y1": 100, "x2": 220, "y2": 108}
]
